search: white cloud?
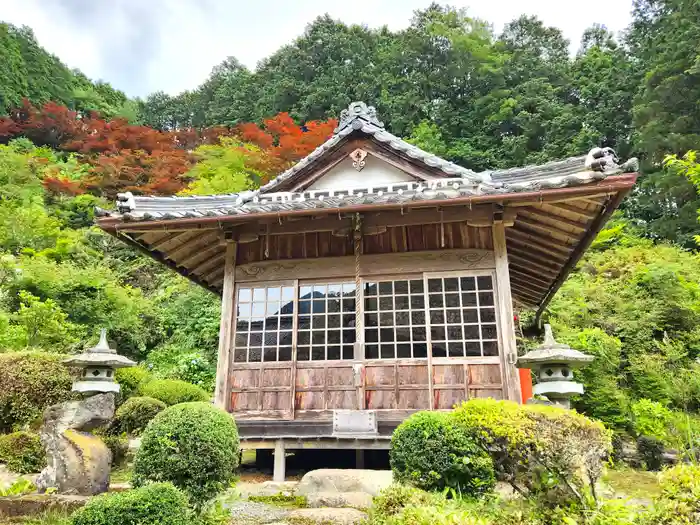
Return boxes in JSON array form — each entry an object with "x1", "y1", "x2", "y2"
[{"x1": 2, "y1": 0, "x2": 633, "y2": 97}]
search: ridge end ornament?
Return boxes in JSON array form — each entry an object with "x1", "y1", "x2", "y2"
[{"x1": 350, "y1": 148, "x2": 368, "y2": 172}]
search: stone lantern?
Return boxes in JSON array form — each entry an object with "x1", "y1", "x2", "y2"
[
  {"x1": 37, "y1": 329, "x2": 136, "y2": 495},
  {"x1": 517, "y1": 324, "x2": 593, "y2": 408},
  {"x1": 63, "y1": 329, "x2": 135, "y2": 394}
]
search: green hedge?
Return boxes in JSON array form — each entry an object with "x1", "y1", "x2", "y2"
[
  {"x1": 391, "y1": 411, "x2": 495, "y2": 495},
  {"x1": 138, "y1": 379, "x2": 209, "y2": 406},
  {"x1": 70, "y1": 483, "x2": 193, "y2": 525},
  {"x1": 451, "y1": 399, "x2": 612, "y2": 504},
  {"x1": 0, "y1": 431, "x2": 45, "y2": 474},
  {"x1": 114, "y1": 396, "x2": 166, "y2": 435},
  {"x1": 0, "y1": 352, "x2": 73, "y2": 433},
  {"x1": 115, "y1": 367, "x2": 152, "y2": 401},
  {"x1": 133, "y1": 402, "x2": 239, "y2": 508}
]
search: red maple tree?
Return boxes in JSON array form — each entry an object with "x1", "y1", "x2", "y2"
[{"x1": 1, "y1": 100, "x2": 337, "y2": 198}]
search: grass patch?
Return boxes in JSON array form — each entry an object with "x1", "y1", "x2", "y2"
[
  {"x1": 240, "y1": 449, "x2": 256, "y2": 466},
  {"x1": 248, "y1": 493, "x2": 307, "y2": 508},
  {"x1": 603, "y1": 467, "x2": 661, "y2": 499},
  {"x1": 109, "y1": 463, "x2": 133, "y2": 484}
]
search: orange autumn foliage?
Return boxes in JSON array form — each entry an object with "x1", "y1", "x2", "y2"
[{"x1": 0, "y1": 100, "x2": 336, "y2": 198}]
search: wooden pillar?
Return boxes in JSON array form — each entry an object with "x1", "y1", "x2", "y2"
[
  {"x1": 355, "y1": 449, "x2": 365, "y2": 469},
  {"x1": 214, "y1": 240, "x2": 237, "y2": 410},
  {"x1": 492, "y1": 222, "x2": 522, "y2": 403},
  {"x1": 273, "y1": 439, "x2": 286, "y2": 482}
]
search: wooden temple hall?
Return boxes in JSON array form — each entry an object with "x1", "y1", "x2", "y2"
[{"x1": 97, "y1": 101, "x2": 638, "y2": 478}]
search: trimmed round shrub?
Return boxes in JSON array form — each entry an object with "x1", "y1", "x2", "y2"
[
  {"x1": 391, "y1": 411, "x2": 495, "y2": 495},
  {"x1": 0, "y1": 352, "x2": 73, "y2": 432},
  {"x1": 70, "y1": 482, "x2": 193, "y2": 525},
  {"x1": 0, "y1": 431, "x2": 45, "y2": 474},
  {"x1": 116, "y1": 366, "x2": 152, "y2": 401},
  {"x1": 114, "y1": 396, "x2": 166, "y2": 435},
  {"x1": 138, "y1": 379, "x2": 209, "y2": 406},
  {"x1": 637, "y1": 435, "x2": 664, "y2": 471},
  {"x1": 133, "y1": 402, "x2": 239, "y2": 507}
]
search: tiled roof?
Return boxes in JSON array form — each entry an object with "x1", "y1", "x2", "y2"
[{"x1": 96, "y1": 101, "x2": 638, "y2": 223}]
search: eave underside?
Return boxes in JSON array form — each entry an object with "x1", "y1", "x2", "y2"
[{"x1": 100, "y1": 180, "x2": 634, "y2": 311}]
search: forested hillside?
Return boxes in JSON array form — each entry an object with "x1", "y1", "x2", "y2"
[{"x1": 2, "y1": 0, "x2": 700, "y2": 443}]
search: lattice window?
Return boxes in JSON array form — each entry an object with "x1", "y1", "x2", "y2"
[
  {"x1": 427, "y1": 275, "x2": 499, "y2": 357},
  {"x1": 364, "y1": 279, "x2": 428, "y2": 359},
  {"x1": 297, "y1": 282, "x2": 356, "y2": 361},
  {"x1": 234, "y1": 285, "x2": 295, "y2": 362}
]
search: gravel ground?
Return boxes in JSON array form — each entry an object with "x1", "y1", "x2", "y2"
[{"x1": 222, "y1": 500, "x2": 291, "y2": 525}]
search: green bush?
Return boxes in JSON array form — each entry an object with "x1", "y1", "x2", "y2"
[
  {"x1": 369, "y1": 484, "x2": 439, "y2": 522},
  {"x1": 133, "y1": 402, "x2": 239, "y2": 508},
  {"x1": 631, "y1": 399, "x2": 672, "y2": 441},
  {"x1": 138, "y1": 379, "x2": 209, "y2": 406},
  {"x1": 390, "y1": 411, "x2": 495, "y2": 495},
  {"x1": 0, "y1": 431, "x2": 45, "y2": 474},
  {"x1": 115, "y1": 367, "x2": 152, "y2": 400},
  {"x1": 0, "y1": 352, "x2": 73, "y2": 432},
  {"x1": 114, "y1": 396, "x2": 166, "y2": 435},
  {"x1": 100, "y1": 433, "x2": 128, "y2": 467},
  {"x1": 637, "y1": 464, "x2": 700, "y2": 524},
  {"x1": 452, "y1": 399, "x2": 611, "y2": 505},
  {"x1": 70, "y1": 483, "x2": 193, "y2": 525}
]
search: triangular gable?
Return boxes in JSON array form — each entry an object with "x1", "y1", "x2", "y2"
[{"x1": 259, "y1": 102, "x2": 490, "y2": 194}]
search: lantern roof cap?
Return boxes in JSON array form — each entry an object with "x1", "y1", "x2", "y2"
[
  {"x1": 517, "y1": 325, "x2": 593, "y2": 368},
  {"x1": 63, "y1": 329, "x2": 135, "y2": 368}
]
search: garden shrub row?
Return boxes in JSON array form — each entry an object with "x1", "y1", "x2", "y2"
[
  {"x1": 0, "y1": 431, "x2": 45, "y2": 473},
  {"x1": 390, "y1": 399, "x2": 611, "y2": 504},
  {"x1": 0, "y1": 351, "x2": 73, "y2": 433}
]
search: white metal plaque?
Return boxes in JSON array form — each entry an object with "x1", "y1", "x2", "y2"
[{"x1": 332, "y1": 410, "x2": 378, "y2": 437}]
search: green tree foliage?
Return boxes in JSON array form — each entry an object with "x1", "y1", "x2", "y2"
[{"x1": 0, "y1": 23, "x2": 132, "y2": 119}]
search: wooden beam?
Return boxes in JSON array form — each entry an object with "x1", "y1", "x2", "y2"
[
  {"x1": 509, "y1": 268, "x2": 553, "y2": 288},
  {"x1": 508, "y1": 262, "x2": 557, "y2": 283},
  {"x1": 510, "y1": 276, "x2": 549, "y2": 295},
  {"x1": 492, "y1": 222, "x2": 521, "y2": 403},
  {"x1": 515, "y1": 216, "x2": 581, "y2": 242},
  {"x1": 506, "y1": 227, "x2": 574, "y2": 253},
  {"x1": 511, "y1": 284, "x2": 543, "y2": 303},
  {"x1": 507, "y1": 253, "x2": 560, "y2": 278},
  {"x1": 148, "y1": 232, "x2": 191, "y2": 251},
  {"x1": 191, "y1": 252, "x2": 225, "y2": 277},
  {"x1": 179, "y1": 243, "x2": 224, "y2": 270},
  {"x1": 233, "y1": 204, "x2": 504, "y2": 238},
  {"x1": 167, "y1": 232, "x2": 220, "y2": 261},
  {"x1": 540, "y1": 202, "x2": 598, "y2": 220},
  {"x1": 214, "y1": 241, "x2": 237, "y2": 409},
  {"x1": 507, "y1": 245, "x2": 568, "y2": 270},
  {"x1": 505, "y1": 235, "x2": 570, "y2": 262},
  {"x1": 519, "y1": 208, "x2": 588, "y2": 232}
]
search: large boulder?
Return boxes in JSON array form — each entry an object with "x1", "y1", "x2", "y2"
[
  {"x1": 36, "y1": 393, "x2": 114, "y2": 496},
  {"x1": 295, "y1": 469, "x2": 393, "y2": 497}
]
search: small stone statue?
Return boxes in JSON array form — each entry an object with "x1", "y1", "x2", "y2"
[{"x1": 36, "y1": 330, "x2": 134, "y2": 495}]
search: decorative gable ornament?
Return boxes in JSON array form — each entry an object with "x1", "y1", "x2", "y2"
[
  {"x1": 335, "y1": 101, "x2": 384, "y2": 133},
  {"x1": 349, "y1": 148, "x2": 368, "y2": 171}
]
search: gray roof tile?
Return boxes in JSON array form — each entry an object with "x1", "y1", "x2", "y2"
[{"x1": 96, "y1": 102, "x2": 638, "y2": 223}]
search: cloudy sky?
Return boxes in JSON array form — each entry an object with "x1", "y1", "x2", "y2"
[{"x1": 2, "y1": 0, "x2": 633, "y2": 98}]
